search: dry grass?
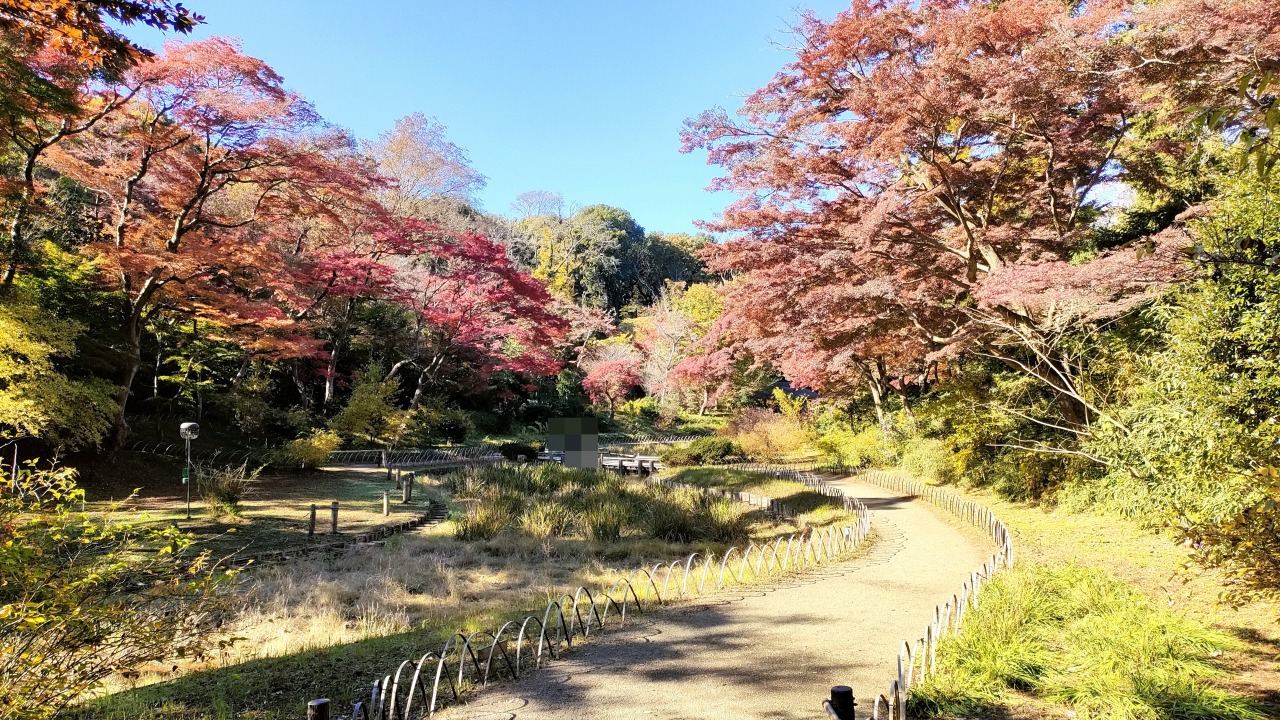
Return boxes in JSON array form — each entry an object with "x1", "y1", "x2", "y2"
[
  {"x1": 662, "y1": 466, "x2": 859, "y2": 530},
  {"x1": 78, "y1": 467, "x2": 816, "y2": 719},
  {"x1": 82, "y1": 465, "x2": 435, "y2": 558}
]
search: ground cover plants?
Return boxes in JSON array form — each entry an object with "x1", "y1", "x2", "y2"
[
  {"x1": 908, "y1": 564, "x2": 1262, "y2": 720},
  {"x1": 848, "y1": 472, "x2": 1280, "y2": 719}
]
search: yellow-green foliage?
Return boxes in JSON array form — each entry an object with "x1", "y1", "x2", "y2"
[
  {"x1": 673, "y1": 282, "x2": 724, "y2": 330},
  {"x1": 327, "y1": 367, "x2": 407, "y2": 446},
  {"x1": 729, "y1": 408, "x2": 815, "y2": 462},
  {"x1": 0, "y1": 293, "x2": 115, "y2": 449},
  {"x1": 0, "y1": 464, "x2": 232, "y2": 719},
  {"x1": 900, "y1": 437, "x2": 956, "y2": 485},
  {"x1": 909, "y1": 563, "x2": 1259, "y2": 720},
  {"x1": 820, "y1": 422, "x2": 900, "y2": 468},
  {"x1": 279, "y1": 429, "x2": 342, "y2": 469}
]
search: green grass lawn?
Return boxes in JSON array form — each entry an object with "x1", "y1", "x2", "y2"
[{"x1": 888, "y1": 477, "x2": 1280, "y2": 719}]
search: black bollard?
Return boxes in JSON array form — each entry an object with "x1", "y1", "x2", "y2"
[{"x1": 828, "y1": 686, "x2": 856, "y2": 720}]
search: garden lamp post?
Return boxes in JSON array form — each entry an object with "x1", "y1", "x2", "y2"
[{"x1": 179, "y1": 422, "x2": 200, "y2": 519}]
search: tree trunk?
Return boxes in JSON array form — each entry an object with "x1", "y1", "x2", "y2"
[
  {"x1": 231, "y1": 356, "x2": 251, "y2": 391},
  {"x1": 292, "y1": 362, "x2": 312, "y2": 414},
  {"x1": 698, "y1": 388, "x2": 708, "y2": 416},
  {"x1": 2, "y1": 150, "x2": 38, "y2": 287},
  {"x1": 109, "y1": 321, "x2": 144, "y2": 449},
  {"x1": 323, "y1": 299, "x2": 356, "y2": 406},
  {"x1": 867, "y1": 380, "x2": 885, "y2": 426},
  {"x1": 153, "y1": 341, "x2": 163, "y2": 401},
  {"x1": 409, "y1": 367, "x2": 430, "y2": 410}
]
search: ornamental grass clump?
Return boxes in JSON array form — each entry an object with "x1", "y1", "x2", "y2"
[{"x1": 442, "y1": 462, "x2": 757, "y2": 545}]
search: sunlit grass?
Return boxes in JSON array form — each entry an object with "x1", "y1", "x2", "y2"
[
  {"x1": 908, "y1": 563, "x2": 1261, "y2": 720},
  {"x1": 663, "y1": 466, "x2": 857, "y2": 529}
]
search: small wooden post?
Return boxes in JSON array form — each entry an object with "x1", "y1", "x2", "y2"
[
  {"x1": 401, "y1": 473, "x2": 412, "y2": 504},
  {"x1": 307, "y1": 699, "x2": 330, "y2": 720},
  {"x1": 828, "y1": 686, "x2": 856, "y2": 720},
  {"x1": 308, "y1": 504, "x2": 317, "y2": 536},
  {"x1": 382, "y1": 491, "x2": 390, "y2": 516},
  {"x1": 330, "y1": 501, "x2": 339, "y2": 534}
]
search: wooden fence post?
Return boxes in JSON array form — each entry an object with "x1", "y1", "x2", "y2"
[
  {"x1": 330, "y1": 501, "x2": 339, "y2": 534},
  {"x1": 307, "y1": 699, "x2": 330, "y2": 720},
  {"x1": 402, "y1": 473, "x2": 412, "y2": 504},
  {"x1": 308, "y1": 504, "x2": 316, "y2": 536},
  {"x1": 382, "y1": 491, "x2": 390, "y2": 516}
]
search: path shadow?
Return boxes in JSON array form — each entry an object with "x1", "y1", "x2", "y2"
[{"x1": 856, "y1": 495, "x2": 913, "y2": 511}]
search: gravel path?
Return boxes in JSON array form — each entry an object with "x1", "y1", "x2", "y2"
[{"x1": 438, "y1": 477, "x2": 988, "y2": 720}]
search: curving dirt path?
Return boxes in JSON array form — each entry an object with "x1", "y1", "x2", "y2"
[{"x1": 438, "y1": 477, "x2": 989, "y2": 720}]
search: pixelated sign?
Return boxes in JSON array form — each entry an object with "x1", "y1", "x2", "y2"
[{"x1": 546, "y1": 417, "x2": 599, "y2": 469}]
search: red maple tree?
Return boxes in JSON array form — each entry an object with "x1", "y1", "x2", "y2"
[{"x1": 682, "y1": 0, "x2": 1204, "y2": 425}]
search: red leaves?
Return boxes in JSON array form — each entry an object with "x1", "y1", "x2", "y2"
[
  {"x1": 582, "y1": 357, "x2": 642, "y2": 409},
  {"x1": 976, "y1": 228, "x2": 1194, "y2": 325},
  {"x1": 683, "y1": 0, "x2": 1220, "y2": 394},
  {"x1": 36, "y1": 36, "x2": 567, "y2": 389}
]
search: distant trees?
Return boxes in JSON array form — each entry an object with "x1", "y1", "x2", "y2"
[
  {"x1": 510, "y1": 190, "x2": 564, "y2": 219},
  {"x1": 514, "y1": 204, "x2": 710, "y2": 315},
  {"x1": 364, "y1": 112, "x2": 487, "y2": 212}
]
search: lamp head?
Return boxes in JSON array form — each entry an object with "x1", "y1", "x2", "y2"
[{"x1": 179, "y1": 422, "x2": 200, "y2": 440}]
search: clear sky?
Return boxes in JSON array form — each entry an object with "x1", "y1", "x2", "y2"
[{"x1": 120, "y1": 1, "x2": 854, "y2": 235}]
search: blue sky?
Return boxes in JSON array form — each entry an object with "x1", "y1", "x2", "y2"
[{"x1": 121, "y1": 1, "x2": 854, "y2": 235}]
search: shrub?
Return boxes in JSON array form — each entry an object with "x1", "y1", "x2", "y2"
[
  {"x1": 660, "y1": 437, "x2": 742, "y2": 466},
  {"x1": 498, "y1": 442, "x2": 541, "y2": 462},
  {"x1": 728, "y1": 408, "x2": 815, "y2": 461},
  {"x1": 659, "y1": 447, "x2": 699, "y2": 467},
  {"x1": 620, "y1": 396, "x2": 660, "y2": 421},
  {"x1": 900, "y1": 437, "x2": 955, "y2": 485},
  {"x1": 279, "y1": 429, "x2": 342, "y2": 469},
  {"x1": 687, "y1": 436, "x2": 741, "y2": 463},
  {"x1": 0, "y1": 463, "x2": 232, "y2": 719},
  {"x1": 196, "y1": 463, "x2": 260, "y2": 517}
]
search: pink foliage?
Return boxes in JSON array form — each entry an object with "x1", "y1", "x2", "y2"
[{"x1": 582, "y1": 358, "x2": 642, "y2": 409}]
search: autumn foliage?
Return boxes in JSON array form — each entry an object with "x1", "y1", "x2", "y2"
[
  {"x1": 1, "y1": 34, "x2": 567, "y2": 446},
  {"x1": 682, "y1": 0, "x2": 1273, "y2": 425}
]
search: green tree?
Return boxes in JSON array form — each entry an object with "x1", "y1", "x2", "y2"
[
  {"x1": 0, "y1": 287, "x2": 114, "y2": 449},
  {"x1": 327, "y1": 365, "x2": 409, "y2": 448}
]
